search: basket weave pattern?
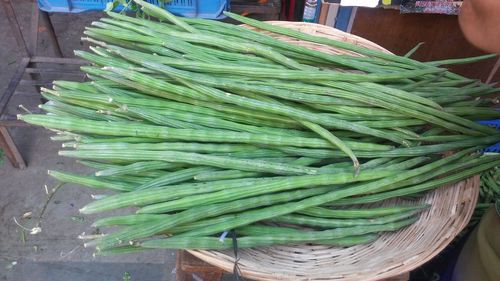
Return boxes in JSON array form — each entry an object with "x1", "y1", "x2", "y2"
[{"x1": 188, "y1": 22, "x2": 480, "y2": 281}]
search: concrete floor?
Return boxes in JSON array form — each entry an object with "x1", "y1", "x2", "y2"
[{"x1": 0, "y1": 1, "x2": 176, "y2": 280}]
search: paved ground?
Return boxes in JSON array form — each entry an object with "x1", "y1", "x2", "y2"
[{"x1": 0, "y1": 1, "x2": 176, "y2": 280}]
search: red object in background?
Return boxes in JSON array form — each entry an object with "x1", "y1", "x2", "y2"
[
  {"x1": 281, "y1": 0, "x2": 296, "y2": 20},
  {"x1": 289, "y1": 0, "x2": 296, "y2": 20}
]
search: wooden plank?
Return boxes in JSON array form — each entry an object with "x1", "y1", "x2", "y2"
[
  {"x1": 175, "y1": 252, "x2": 191, "y2": 281},
  {"x1": 351, "y1": 8, "x2": 500, "y2": 82},
  {"x1": 30, "y1": 56, "x2": 88, "y2": 65},
  {"x1": 19, "y1": 79, "x2": 53, "y2": 87},
  {"x1": 179, "y1": 250, "x2": 224, "y2": 273},
  {"x1": 0, "y1": 126, "x2": 26, "y2": 169},
  {"x1": 28, "y1": 0, "x2": 40, "y2": 57},
  {"x1": 27, "y1": 1, "x2": 42, "y2": 88},
  {"x1": 25, "y1": 68, "x2": 83, "y2": 75},
  {"x1": 0, "y1": 120, "x2": 31, "y2": 128},
  {"x1": 0, "y1": 58, "x2": 30, "y2": 115},
  {"x1": 40, "y1": 10, "x2": 63, "y2": 57},
  {"x1": 176, "y1": 251, "x2": 224, "y2": 281},
  {"x1": 2, "y1": 0, "x2": 29, "y2": 57}
]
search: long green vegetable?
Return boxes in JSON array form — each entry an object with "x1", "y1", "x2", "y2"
[{"x1": 18, "y1": 1, "x2": 499, "y2": 253}]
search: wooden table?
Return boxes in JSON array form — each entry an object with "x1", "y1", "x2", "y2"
[{"x1": 1, "y1": 0, "x2": 85, "y2": 169}]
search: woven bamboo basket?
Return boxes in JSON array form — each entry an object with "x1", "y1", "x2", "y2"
[{"x1": 188, "y1": 22, "x2": 480, "y2": 281}]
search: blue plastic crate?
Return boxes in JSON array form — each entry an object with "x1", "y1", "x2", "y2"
[
  {"x1": 478, "y1": 119, "x2": 500, "y2": 153},
  {"x1": 38, "y1": 0, "x2": 229, "y2": 19}
]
